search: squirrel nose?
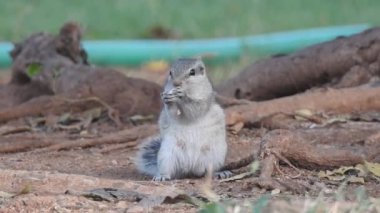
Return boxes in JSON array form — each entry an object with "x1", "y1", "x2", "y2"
[{"x1": 173, "y1": 80, "x2": 181, "y2": 87}]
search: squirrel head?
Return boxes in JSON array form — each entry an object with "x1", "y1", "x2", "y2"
[{"x1": 164, "y1": 57, "x2": 213, "y2": 100}]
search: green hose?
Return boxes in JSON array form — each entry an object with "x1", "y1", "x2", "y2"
[{"x1": 0, "y1": 24, "x2": 371, "y2": 67}]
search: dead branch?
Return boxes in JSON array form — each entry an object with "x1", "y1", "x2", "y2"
[
  {"x1": 0, "y1": 135, "x2": 57, "y2": 153},
  {"x1": 0, "y1": 125, "x2": 31, "y2": 136},
  {"x1": 224, "y1": 121, "x2": 380, "y2": 172},
  {"x1": 217, "y1": 27, "x2": 380, "y2": 100},
  {"x1": 0, "y1": 96, "x2": 119, "y2": 124},
  {"x1": 215, "y1": 94, "x2": 250, "y2": 108},
  {"x1": 0, "y1": 124, "x2": 157, "y2": 153},
  {"x1": 222, "y1": 154, "x2": 256, "y2": 171},
  {"x1": 38, "y1": 124, "x2": 157, "y2": 152},
  {"x1": 261, "y1": 129, "x2": 364, "y2": 170},
  {"x1": 226, "y1": 86, "x2": 380, "y2": 126}
]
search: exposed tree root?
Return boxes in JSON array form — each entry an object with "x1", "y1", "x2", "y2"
[
  {"x1": 261, "y1": 129, "x2": 364, "y2": 169},
  {"x1": 223, "y1": 126, "x2": 380, "y2": 192},
  {"x1": 215, "y1": 94, "x2": 250, "y2": 108},
  {"x1": 226, "y1": 86, "x2": 380, "y2": 126},
  {"x1": 222, "y1": 153, "x2": 256, "y2": 171},
  {"x1": 248, "y1": 155, "x2": 309, "y2": 194},
  {"x1": 0, "y1": 96, "x2": 121, "y2": 125},
  {"x1": 36, "y1": 124, "x2": 157, "y2": 152},
  {"x1": 217, "y1": 27, "x2": 380, "y2": 100},
  {"x1": 0, "y1": 125, "x2": 157, "y2": 153},
  {"x1": 0, "y1": 135, "x2": 58, "y2": 153},
  {"x1": 0, "y1": 125, "x2": 31, "y2": 136}
]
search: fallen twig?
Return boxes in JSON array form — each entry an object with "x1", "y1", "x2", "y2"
[
  {"x1": 0, "y1": 125, "x2": 31, "y2": 136},
  {"x1": 0, "y1": 96, "x2": 122, "y2": 126},
  {"x1": 38, "y1": 124, "x2": 157, "y2": 152},
  {"x1": 0, "y1": 124, "x2": 157, "y2": 153}
]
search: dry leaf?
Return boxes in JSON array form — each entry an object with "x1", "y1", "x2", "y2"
[
  {"x1": 294, "y1": 109, "x2": 314, "y2": 118},
  {"x1": 294, "y1": 109, "x2": 324, "y2": 124},
  {"x1": 219, "y1": 171, "x2": 253, "y2": 182},
  {"x1": 0, "y1": 125, "x2": 30, "y2": 136},
  {"x1": 19, "y1": 183, "x2": 32, "y2": 195},
  {"x1": 318, "y1": 164, "x2": 367, "y2": 183},
  {"x1": 271, "y1": 188, "x2": 281, "y2": 195},
  {"x1": 0, "y1": 191, "x2": 14, "y2": 199},
  {"x1": 346, "y1": 176, "x2": 365, "y2": 184},
  {"x1": 82, "y1": 188, "x2": 147, "y2": 202},
  {"x1": 229, "y1": 122, "x2": 244, "y2": 134},
  {"x1": 364, "y1": 161, "x2": 380, "y2": 177},
  {"x1": 84, "y1": 107, "x2": 102, "y2": 120}
]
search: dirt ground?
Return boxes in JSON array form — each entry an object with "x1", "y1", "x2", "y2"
[
  {"x1": 1, "y1": 23, "x2": 380, "y2": 212},
  {"x1": 0, "y1": 69, "x2": 378, "y2": 213}
]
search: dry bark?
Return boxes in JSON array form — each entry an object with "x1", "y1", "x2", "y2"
[
  {"x1": 259, "y1": 129, "x2": 365, "y2": 170},
  {"x1": 225, "y1": 121, "x2": 380, "y2": 172},
  {"x1": 217, "y1": 27, "x2": 380, "y2": 100},
  {"x1": 225, "y1": 86, "x2": 380, "y2": 126}
]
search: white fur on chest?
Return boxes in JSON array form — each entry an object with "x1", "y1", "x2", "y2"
[{"x1": 159, "y1": 104, "x2": 227, "y2": 177}]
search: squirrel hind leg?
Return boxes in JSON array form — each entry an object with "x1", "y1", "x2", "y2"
[{"x1": 135, "y1": 136, "x2": 162, "y2": 176}]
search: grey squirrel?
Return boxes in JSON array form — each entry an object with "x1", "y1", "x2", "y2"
[{"x1": 135, "y1": 58, "x2": 231, "y2": 181}]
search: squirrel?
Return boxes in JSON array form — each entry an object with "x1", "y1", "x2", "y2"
[{"x1": 135, "y1": 58, "x2": 231, "y2": 181}]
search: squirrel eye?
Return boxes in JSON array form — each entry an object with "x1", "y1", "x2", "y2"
[{"x1": 189, "y1": 69, "x2": 196, "y2": 76}]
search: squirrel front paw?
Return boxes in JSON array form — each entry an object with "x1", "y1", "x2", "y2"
[
  {"x1": 161, "y1": 87, "x2": 184, "y2": 103},
  {"x1": 152, "y1": 175, "x2": 171, "y2": 181}
]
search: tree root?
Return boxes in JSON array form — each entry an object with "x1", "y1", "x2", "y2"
[
  {"x1": 226, "y1": 86, "x2": 380, "y2": 126},
  {"x1": 0, "y1": 124, "x2": 157, "y2": 153},
  {"x1": 215, "y1": 94, "x2": 250, "y2": 108},
  {"x1": 0, "y1": 135, "x2": 59, "y2": 153},
  {"x1": 260, "y1": 129, "x2": 364, "y2": 170},
  {"x1": 217, "y1": 27, "x2": 380, "y2": 100},
  {"x1": 0, "y1": 125, "x2": 31, "y2": 136},
  {"x1": 37, "y1": 124, "x2": 157, "y2": 152},
  {"x1": 223, "y1": 127, "x2": 379, "y2": 193},
  {"x1": 0, "y1": 96, "x2": 121, "y2": 126}
]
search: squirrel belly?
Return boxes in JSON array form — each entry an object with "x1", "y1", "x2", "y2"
[{"x1": 135, "y1": 103, "x2": 227, "y2": 179}]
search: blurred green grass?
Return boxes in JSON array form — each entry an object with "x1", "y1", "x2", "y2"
[
  {"x1": 0, "y1": 0, "x2": 379, "y2": 41},
  {"x1": 1, "y1": 0, "x2": 379, "y2": 82}
]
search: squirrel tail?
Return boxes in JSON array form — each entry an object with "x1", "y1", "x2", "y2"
[{"x1": 135, "y1": 136, "x2": 162, "y2": 176}]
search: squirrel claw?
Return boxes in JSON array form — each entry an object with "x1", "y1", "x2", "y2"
[
  {"x1": 174, "y1": 87, "x2": 184, "y2": 98},
  {"x1": 213, "y1": 170, "x2": 233, "y2": 179},
  {"x1": 161, "y1": 87, "x2": 184, "y2": 103},
  {"x1": 162, "y1": 94, "x2": 177, "y2": 103},
  {"x1": 152, "y1": 175, "x2": 170, "y2": 181}
]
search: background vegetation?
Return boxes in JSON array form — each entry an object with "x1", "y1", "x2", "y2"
[
  {"x1": 1, "y1": 0, "x2": 379, "y2": 82},
  {"x1": 1, "y1": 0, "x2": 379, "y2": 41}
]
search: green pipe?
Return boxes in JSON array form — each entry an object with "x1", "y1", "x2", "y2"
[{"x1": 0, "y1": 24, "x2": 371, "y2": 67}]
